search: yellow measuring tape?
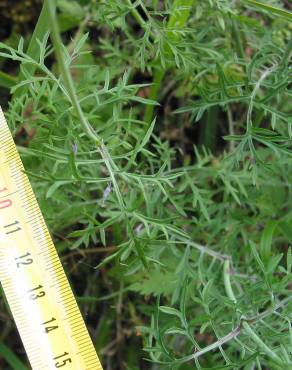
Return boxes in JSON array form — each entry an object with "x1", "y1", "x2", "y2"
[{"x1": 0, "y1": 107, "x2": 102, "y2": 369}]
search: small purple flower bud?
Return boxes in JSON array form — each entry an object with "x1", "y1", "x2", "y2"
[
  {"x1": 102, "y1": 183, "x2": 112, "y2": 204},
  {"x1": 72, "y1": 143, "x2": 78, "y2": 155},
  {"x1": 135, "y1": 223, "x2": 143, "y2": 235}
]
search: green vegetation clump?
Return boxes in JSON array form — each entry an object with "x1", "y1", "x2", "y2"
[{"x1": 0, "y1": 0, "x2": 291, "y2": 369}]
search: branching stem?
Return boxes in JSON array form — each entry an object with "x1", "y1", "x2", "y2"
[
  {"x1": 143, "y1": 0, "x2": 194, "y2": 126},
  {"x1": 241, "y1": 321, "x2": 283, "y2": 364},
  {"x1": 47, "y1": 0, "x2": 148, "y2": 268},
  {"x1": 223, "y1": 259, "x2": 284, "y2": 365},
  {"x1": 47, "y1": 0, "x2": 101, "y2": 145}
]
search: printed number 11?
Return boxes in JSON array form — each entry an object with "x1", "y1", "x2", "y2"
[{"x1": 4, "y1": 220, "x2": 21, "y2": 235}]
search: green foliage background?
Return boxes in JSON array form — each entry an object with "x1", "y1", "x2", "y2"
[{"x1": 0, "y1": 0, "x2": 291, "y2": 369}]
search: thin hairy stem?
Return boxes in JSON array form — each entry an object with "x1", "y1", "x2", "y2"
[
  {"x1": 223, "y1": 259, "x2": 284, "y2": 365},
  {"x1": 47, "y1": 0, "x2": 148, "y2": 268},
  {"x1": 143, "y1": 0, "x2": 194, "y2": 126},
  {"x1": 48, "y1": 0, "x2": 101, "y2": 145}
]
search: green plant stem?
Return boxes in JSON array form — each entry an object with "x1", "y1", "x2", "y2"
[
  {"x1": 47, "y1": 0, "x2": 148, "y2": 268},
  {"x1": 0, "y1": 71, "x2": 16, "y2": 89},
  {"x1": 227, "y1": 106, "x2": 235, "y2": 151},
  {"x1": 223, "y1": 260, "x2": 284, "y2": 365},
  {"x1": 126, "y1": 0, "x2": 153, "y2": 38},
  {"x1": 192, "y1": 325, "x2": 241, "y2": 359},
  {"x1": 281, "y1": 37, "x2": 292, "y2": 69},
  {"x1": 0, "y1": 343, "x2": 28, "y2": 370},
  {"x1": 143, "y1": 68, "x2": 164, "y2": 125},
  {"x1": 246, "y1": 0, "x2": 292, "y2": 21},
  {"x1": 143, "y1": 0, "x2": 194, "y2": 126},
  {"x1": 67, "y1": 12, "x2": 91, "y2": 55},
  {"x1": 13, "y1": 0, "x2": 53, "y2": 99},
  {"x1": 231, "y1": 18, "x2": 245, "y2": 60},
  {"x1": 223, "y1": 260, "x2": 237, "y2": 303},
  {"x1": 191, "y1": 296, "x2": 292, "y2": 362},
  {"x1": 199, "y1": 106, "x2": 218, "y2": 152},
  {"x1": 246, "y1": 66, "x2": 276, "y2": 132},
  {"x1": 242, "y1": 321, "x2": 283, "y2": 364},
  {"x1": 48, "y1": 0, "x2": 100, "y2": 145}
]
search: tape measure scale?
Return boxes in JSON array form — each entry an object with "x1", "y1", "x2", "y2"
[{"x1": 0, "y1": 107, "x2": 102, "y2": 370}]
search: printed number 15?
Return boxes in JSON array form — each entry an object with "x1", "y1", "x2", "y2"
[{"x1": 54, "y1": 352, "x2": 72, "y2": 368}]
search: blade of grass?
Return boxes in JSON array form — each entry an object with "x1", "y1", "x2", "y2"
[
  {"x1": 13, "y1": 0, "x2": 55, "y2": 99},
  {"x1": 231, "y1": 17, "x2": 245, "y2": 60},
  {"x1": 0, "y1": 71, "x2": 16, "y2": 89},
  {"x1": 260, "y1": 221, "x2": 277, "y2": 264},
  {"x1": 0, "y1": 343, "x2": 28, "y2": 370},
  {"x1": 199, "y1": 106, "x2": 219, "y2": 152},
  {"x1": 246, "y1": 0, "x2": 292, "y2": 21}
]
